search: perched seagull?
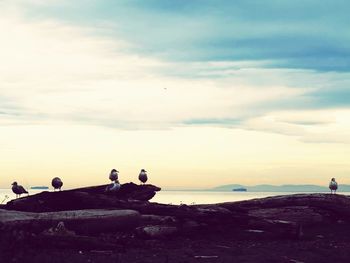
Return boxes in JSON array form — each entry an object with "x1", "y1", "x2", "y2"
[
  {"x1": 105, "y1": 180, "x2": 121, "y2": 192},
  {"x1": 138, "y1": 169, "x2": 148, "y2": 185},
  {"x1": 11, "y1": 182, "x2": 28, "y2": 198},
  {"x1": 109, "y1": 169, "x2": 119, "y2": 182},
  {"x1": 329, "y1": 178, "x2": 338, "y2": 194},
  {"x1": 52, "y1": 177, "x2": 63, "y2": 191}
]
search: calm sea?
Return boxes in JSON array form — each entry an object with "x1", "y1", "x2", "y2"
[
  {"x1": 1, "y1": 188, "x2": 347, "y2": 205},
  {"x1": 151, "y1": 190, "x2": 350, "y2": 205}
]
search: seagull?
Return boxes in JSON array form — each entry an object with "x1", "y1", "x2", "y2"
[
  {"x1": 329, "y1": 178, "x2": 338, "y2": 194},
  {"x1": 52, "y1": 177, "x2": 63, "y2": 191},
  {"x1": 109, "y1": 169, "x2": 119, "y2": 182},
  {"x1": 138, "y1": 169, "x2": 148, "y2": 185},
  {"x1": 105, "y1": 180, "x2": 121, "y2": 192},
  {"x1": 11, "y1": 182, "x2": 28, "y2": 198}
]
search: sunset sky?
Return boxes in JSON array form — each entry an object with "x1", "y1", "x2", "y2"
[{"x1": 1, "y1": 0, "x2": 349, "y2": 189}]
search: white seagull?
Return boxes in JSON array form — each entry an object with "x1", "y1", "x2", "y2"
[{"x1": 109, "y1": 169, "x2": 119, "y2": 182}]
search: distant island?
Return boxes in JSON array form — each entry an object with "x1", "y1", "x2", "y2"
[
  {"x1": 232, "y1": 187, "x2": 247, "y2": 192},
  {"x1": 208, "y1": 184, "x2": 350, "y2": 192},
  {"x1": 30, "y1": 186, "x2": 49, "y2": 190}
]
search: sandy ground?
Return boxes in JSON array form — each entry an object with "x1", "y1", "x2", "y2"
[{"x1": 2, "y1": 224, "x2": 350, "y2": 263}]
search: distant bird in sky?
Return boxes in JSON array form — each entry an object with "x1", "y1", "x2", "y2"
[
  {"x1": 109, "y1": 169, "x2": 119, "y2": 182},
  {"x1": 329, "y1": 178, "x2": 338, "y2": 194},
  {"x1": 138, "y1": 169, "x2": 148, "y2": 184},
  {"x1": 11, "y1": 182, "x2": 28, "y2": 198},
  {"x1": 52, "y1": 177, "x2": 63, "y2": 191}
]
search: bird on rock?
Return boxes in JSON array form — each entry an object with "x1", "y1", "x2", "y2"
[
  {"x1": 11, "y1": 182, "x2": 28, "y2": 198},
  {"x1": 105, "y1": 180, "x2": 121, "y2": 193},
  {"x1": 138, "y1": 169, "x2": 148, "y2": 185},
  {"x1": 52, "y1": 177, "x2": 63, "y2": 191},
  {"x1": 109, "y1": 169, "x2": 119, "y2": 182},
  {"x1": 329, "y1": 178, "x2": 338, "y2": 194}
]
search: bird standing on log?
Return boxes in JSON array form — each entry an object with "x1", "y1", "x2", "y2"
[
  {"x1": 11, "y1": 182, "x2": 28, "y2": 198},
  {"x1": 109, "y1": 169, "x2": 119, "y2": 182},
  {"x1": 329, "y1": 178, "x2": 338, "y2": 194},
  {"x1": 106, "y1": 169, "x2": 121, "y2": 192},
  {"x1": 138, "y1": 169, "x2": 148, "y2": 184},
  {"x1": 105, "y1": 181, "x2": 121, "y2": 192},
  {"x1": 52, "y1": 177, "x2": 63, "y2": 191}
]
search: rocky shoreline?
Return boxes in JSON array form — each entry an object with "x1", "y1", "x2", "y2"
[{"x1": 1, "y1": 184, "x2": 350, "y2": 262}]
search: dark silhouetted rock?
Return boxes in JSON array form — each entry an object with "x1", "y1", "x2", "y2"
[{"x1": 5, "y1": 182, "x2": 160, "y2": 212}]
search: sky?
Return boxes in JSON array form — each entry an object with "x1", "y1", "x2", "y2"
[{"x1": 0, "y1": 0, "x2": 349, "y2": 189}]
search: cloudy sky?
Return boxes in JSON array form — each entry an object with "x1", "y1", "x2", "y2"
[{"x1": 1, "y1": 0, "x2": 349, "y2": 189}]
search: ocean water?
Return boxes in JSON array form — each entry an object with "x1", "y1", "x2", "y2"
[
  {"x1": 151, "y1": 190, "x2": 350, "y2": 205},
  {"x1": 1, "y1": 188, "x2": 348, "y2": 206}
]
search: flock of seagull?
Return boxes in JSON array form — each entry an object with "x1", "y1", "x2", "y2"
[
  {"x1": 11, "y1": 168, "x2": 149, "y2": 198},
  {"x1": 9, "y1": 173, "x2": 339, "y2": 199}
]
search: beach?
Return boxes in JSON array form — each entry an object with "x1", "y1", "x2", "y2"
[{"x1": 2, "y1": 184, "x2": 350, "y2": 262}]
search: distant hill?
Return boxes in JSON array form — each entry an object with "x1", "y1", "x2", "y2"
[{"x1": 209, "y1": 184, "x2": 350, "y2": 192}]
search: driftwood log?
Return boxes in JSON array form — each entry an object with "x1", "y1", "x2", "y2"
[
  {"x1": 218, "y1": 193, "x2": 350, "y2": 224},
  {"x1": 5, "y1": 183, "x2": 160, "y2": 212},
  {"x1": 0, "y1": 209, "x2": 140, "y2": 234},
  {"x1": 4, "y1": 183, "x2": 249, "y2": 226}
]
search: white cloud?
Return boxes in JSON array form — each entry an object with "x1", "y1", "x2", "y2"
[
  {"x1": 0, "y1": 2, "x2": 349, "y2": 146},
  {"x1": 1, "y1": 1, "x2": 350, "y2": 189},
  {"x1": 0, "y1": 6, "x2": 310, "y2": 131},
  {"x1": 242, "y1": 109, "x2": 350, "y2": 144}
]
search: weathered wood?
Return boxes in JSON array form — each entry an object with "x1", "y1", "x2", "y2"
[
  {"x1": 5, "y1": 182, "x2": 160, "y2": 211},
  {"x1": 0, "y1": 209, "x2": 140, "y2": 234},
  {"x1": 140, "y1": 214, "x2": 177, "y2": 226},
  {"x1": 4, "y1": 189, "x2": 349, "y2": 241},
  {"x1": 34, "y1": 234, "x2": 121, "y2": 250},
  {"x1": 136, "y1": 225, "x2": 178, "y2": 238},
  {"x1": 67, "y1": 182, "x2": 161, "y2": 201},
  {"x1": 247, "y1": 218, "x2": 302, "y2": 239},
  {"x1": 4, "y1": 192, "x2": 250, "y2": 226},
  {"x1": 248, "y1": 206, "x2": 329, "y2": 225},
  {"x1": 5, "y1": 183, "x2": 160, "y2": 212},
  {"x1": 218, "y1": 193, "x2": 350, "y2": 223}
]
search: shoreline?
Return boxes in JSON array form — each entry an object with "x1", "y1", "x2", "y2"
[{"x1": 2, "y1": 184, "x2": 350, "y2": 262}]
